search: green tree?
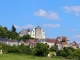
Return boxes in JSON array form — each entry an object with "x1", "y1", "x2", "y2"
[
  {"x1": 4, "y1": 27, "x2": 8, "y2": 30},
  {"x1": 34, "y1": 43, "x2": 49, "y2": 57},
  {"x1": 22, "y1": 34, "x2": 31, "y2": 41},
  {"x1": 50, "y1": 44, "x2": 58, "y2": 52},
  {"x1": 7, "y1": 30, "x2": 19, "y2": 39},
  {"x1": 11, "y1": 25, "x2": 16, "y2": 32},
  {"x1": 0, "y1": 26, "x2": 7, "y2": 38},
  {"x1": 56, "y1": 50, "x2": 67, "y2": 57},
  {"x1": 73, "y1": 49, "x2": 80, "y2": 58}
]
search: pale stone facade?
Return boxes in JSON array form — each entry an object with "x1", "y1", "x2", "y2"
[{"x1": 19, "y1": 26, "x2": 46, "y2": 39}]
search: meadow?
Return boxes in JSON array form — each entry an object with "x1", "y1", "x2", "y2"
[{"x1": 0, "y1": 54, "x2": 67, "y2": 60}]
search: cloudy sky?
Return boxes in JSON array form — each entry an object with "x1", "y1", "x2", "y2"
[{"x1": 0, "y1": 0, "x2": 80, "y2": 43}]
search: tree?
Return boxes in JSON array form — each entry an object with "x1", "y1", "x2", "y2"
[
  {"x1": 4, "y1": 27, "x2": 8, "y2": 30},
  {"x1": 22, "y1": 34, "x2": 31, "y2": 41},
  {"x1": 11, "y1": 25, "x2": 16, "y2": 32},
  {"x1": 0, "y1": 26, "x2": 7, "y2": 38},
  {"x1": 7, "y1": 30, "x2": 19, "y2": 39},
  {"x1": 50, "y1": 44, "x2": 58, "y2": 52},
  {"x1": 56, "y1": 50, "x2": 67, "y2": 57},
  {"x1": 73, "y1": 49, "x2": 80, "y2": 58},
  {"x1": 34, "y1": 43, "x2": 49, "y2": 57}
]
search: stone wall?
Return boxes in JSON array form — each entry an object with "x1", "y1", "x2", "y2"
[{"x1": 0, "y1": 50, "x2": 2, "y2": 54}]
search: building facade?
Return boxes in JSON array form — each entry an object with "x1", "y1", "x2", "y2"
[{"x1": 19, "y1": 26, "x2": 46, "y2": 39}]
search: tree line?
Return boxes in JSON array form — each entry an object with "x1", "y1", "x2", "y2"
[
  {"x1": 1, "y1": 42, "x2": 80, "y2": 59},
  {"x1": 0, "y1": 25, "x2": 34, "y2": 41},
  {"x1": 0, "y1": 25, "x2": 18, "y2": 39},
  {"x1": 0, "y1": 25, "x2": 80, "y2": 59},
  {"x1": 1, "y1": 43, "x2": 49, "y2": 57}
]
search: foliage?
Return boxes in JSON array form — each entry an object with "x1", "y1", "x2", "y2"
[
  {"x1": 4, "y1": 27, "x2": 8, "y2": 30},
  {"x1": 34, "y1": 43, "x2": 49, "y2": 57},
  {"x1": 0, "y1": 26, "x2": 7, "y2": 38},
  {"x1": 22, "y1": 34, "x2": 31, "y2": 41},
  {"x1": 0, "y1": 25, "x2": 35, "y2": 40},
  {"x1": 0, "y1": 25, "x2": 19, "y2": 39},
  {"x1": 2, "y1": 44, "x2": 32, "y2": 55},
  {"x1": 0, "y1": 42, "x2": 4, "y2": 49},
  {"x1": 50, "y1": 44, "x2": 58, "y2": 52},
  {"x1": 56, "y1": 50, "x2": 67, "y2": 57},
  {"x1": 73, "y1": 49, "x2": 80, "y2": 58},
  {"x1": 18, "y1": 34, "x2": 35, "y2": 41},
  {"x1": 56, "y1": 47, "x2": 80, "y2": 59},
  {"x1": 11, "y1": 25, "x2": 16, "y2": 32}
]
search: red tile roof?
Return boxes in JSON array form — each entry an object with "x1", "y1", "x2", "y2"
[
  {"x1": 46, "y1": 38, "x2": 55, "y2": 43},
  {"x1": 62, "y1": 37, "x2": 67, "y2": 40},
  {"x1": 55, "y1": 39, "x2": 61, "y2": 44}
]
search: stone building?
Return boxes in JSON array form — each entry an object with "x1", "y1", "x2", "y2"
[{"x1": 19, "y1": 26, "x2": 46, "y2": 39}]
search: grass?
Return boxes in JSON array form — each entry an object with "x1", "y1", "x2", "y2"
[{"x1": 0, "y1": 54, "x2": 67, "y2": 60}]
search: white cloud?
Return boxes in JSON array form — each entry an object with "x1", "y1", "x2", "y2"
[
  {"x1": 43, "y1": 24, "x2": 60, "y2": 28},
  {"x1": 72, "y1": 34, "x2": 80, "y2": 39},
  {"x1": 14, "y1": 25, "x2": 20, "y2": 29},
  {"x1": 14, "y1": 24, "x2": 34, "y2": 29},
  {"x1": 34, "y1": 9, "x2": 60, "y2": 20},
  {"x1": 71, "y1": 29, "x2": 77, "y2": 32},
  {"x1": 63, "y1": 6, "x2": 80, "y2": 16},
  {"x1": 22, "y1": 24, "x2": 34, "y2": 29}
]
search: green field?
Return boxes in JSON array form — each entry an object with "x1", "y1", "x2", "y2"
[{"x1": 0, "y1": 54, "x2": 67, "y2": 60}]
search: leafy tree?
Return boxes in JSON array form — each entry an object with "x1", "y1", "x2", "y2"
[
  {"x1": 22, "y1": 34, "x2": 31, "y2": 41},
  {"x1": 56, "y1": 50, "x2": 67, "y2": 57},
  {"x1": 7, "y1": 30, "x2": 18, "y2": 39},
  {"x1": 4, "y1": 27, "x2": 8, "y2": 30},
  {"x1": 73, "y1": 49, "x2": 80, "y2": 58},
  {"x1": 11, "y1": 25, "x2": 16, "y2": 32},
  {"x1": 0, "y1": 26, "x2": 7, "y2": 38},
  {"x1": 50, "y1": 44, "x2": 58, "y2": 52},
  {"x1": 34, "y1": 43, "x2": 49, "y2": 57}
]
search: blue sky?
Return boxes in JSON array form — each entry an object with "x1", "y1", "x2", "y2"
[{"x1": 0, "y1": 0, "x2": 80, "y2": 43}]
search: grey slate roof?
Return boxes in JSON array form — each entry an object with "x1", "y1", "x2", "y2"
[
  {"x1": 0, "y1": 38, "x2": 9, "y2": 42},
  {"x1": 35, "y1": 26, "x2": 41, "y2": 29}
]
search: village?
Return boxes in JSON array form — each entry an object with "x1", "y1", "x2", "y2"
[{"x1": 0, "y1": 26, "x2": 80, "y2": 51}]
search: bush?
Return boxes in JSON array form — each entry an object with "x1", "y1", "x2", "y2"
[
  {"x1": 51, "y1": 54, "x2": 55, "y2": 58},
  {"x1": 34, "y1": 43, "x2": 49, "y2": 57}
]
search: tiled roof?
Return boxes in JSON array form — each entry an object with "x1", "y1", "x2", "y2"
[
  {"x1": 26, "y1": 39, "x2": 37, "y2": 44},
  {"x1": 56, "y1": 36, "x2": 68, "y2": 41},
  {"x1": 71, "y1": 41, "x2": 78, "y2": 46},
  {"x1": 46, "y1": 38, "x2": 55, "y2": 43},
  {"x1": 55, "y1": 39, "x2": 61, "y2": 44},
  {"x1": 62, "y1": 37, "x2": 67, "y2": 40},
  {"x1": 37, "y1": 39, "x2": 46, "y2": 42}
]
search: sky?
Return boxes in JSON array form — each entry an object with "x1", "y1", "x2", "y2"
[{"x1": 0, "y1": 0, "x2": 80, "y2": 43}]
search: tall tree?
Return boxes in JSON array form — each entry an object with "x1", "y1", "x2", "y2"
[
  {"x1": 4, "y1": 27, "x2": 8, "y2": 30},
  {"x1": 34, "y1": 43, "x2": 49, "y2": 56},
  {"x1": 11, "y1": 25, "x2": 16, "y2": 32},
  {"x1": 0, "y1": 26, "x2": 7, "y2": 38}
]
